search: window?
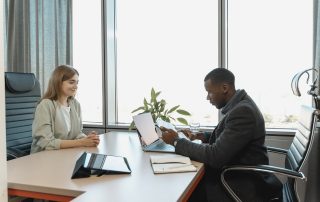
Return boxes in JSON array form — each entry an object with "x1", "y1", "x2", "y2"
[
  {"x1": 73, "y1": 0, "x2": 313, "y2": 129},
  {"x1": 73, "y1": 0, "x2": 103, "y2": 125},
  {"x1": 116, "y1": 0, "x2": 219, "y2": 127},
  {"x1": 228, "y1": 0, "x2": 313, "y2": 128}
]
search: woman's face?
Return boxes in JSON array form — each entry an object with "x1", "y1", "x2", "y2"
[{"x1": 61, "y1": 74, "x2": 79, "y2": 98}]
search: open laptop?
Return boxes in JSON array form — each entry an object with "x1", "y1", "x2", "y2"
[{"x1": 133, "y1": 113, "x2": 175, "y2": 153}]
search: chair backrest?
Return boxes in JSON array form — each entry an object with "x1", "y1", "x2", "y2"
[
  {"x1": 286, "y1": 105, "x2": 317, "y2": 172},
  {"x1": 5, "y1": 72, "x2": 41, "y2": 159},
  {"x1": 284, "y1": 105, "x2": 317, "y2": 201}
]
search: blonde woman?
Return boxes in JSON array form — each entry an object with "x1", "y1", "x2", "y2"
[{"x1": 31, "y1": 65, "x2": 100, "y2": 153}]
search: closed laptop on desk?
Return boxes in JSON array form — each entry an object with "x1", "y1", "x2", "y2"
[{"x1": 133, "y1": 112, "x2": 175, "y2": 153}]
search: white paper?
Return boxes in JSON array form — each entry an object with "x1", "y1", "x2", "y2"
[
  {"x1": 156, "y1": 118, "x2": 177, "y2": 131},
  {"x1": 155, "y1": 119, "x2": 202, "y2": 144},
  {"x1": 150, "y1": 155, "x2": 192, "y2": 164},
  {"x1": 151, "y1": 164, "x2": 197, "y2": 173},
  {"x1": 150, "y1": 155, "x2": 197, "y2": 173},
  {"x1": 133, "y1": 113, "x2": 159, "y2": 145}
]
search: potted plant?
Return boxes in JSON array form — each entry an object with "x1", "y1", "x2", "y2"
[{"x1": 129, "y1": 88, "x2": 191, "y2": 129}]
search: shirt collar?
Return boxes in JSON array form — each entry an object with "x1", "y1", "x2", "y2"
[{"x1": 221, "y1": 89, "x2": 247, "y2": 115}]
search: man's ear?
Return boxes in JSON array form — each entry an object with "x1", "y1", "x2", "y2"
[{"x1": 222, "y1": 83, "x2": 229, "y2": 94}]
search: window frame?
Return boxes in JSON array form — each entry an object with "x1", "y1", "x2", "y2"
[{"x1": 82, "y1": 0, "x2": 313, "y2": 132}]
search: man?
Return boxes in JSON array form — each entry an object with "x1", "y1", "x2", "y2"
[{"x1": 161, "y1": 68, "x2": 281, "y2": 202}]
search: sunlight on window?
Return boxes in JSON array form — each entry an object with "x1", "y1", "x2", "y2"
[
  {"x1": 116, "y1": 0, "x2": 219, "y2": 127},
  {"x1": 228, "y1": 0, "x2": 313, "y2": 128},
  {"x1": 73, "y1": 0, "x2": 313, "y2": 129},
  {"x1": 73, "y1": 0, "x2": 103, "y2": 124}
]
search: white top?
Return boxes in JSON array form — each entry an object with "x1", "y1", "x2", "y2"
[{"x1": 60, "y1": 105, "x2": 71, "y2": 133}]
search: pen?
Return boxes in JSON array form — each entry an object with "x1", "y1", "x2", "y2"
[{"x1": 166, "y1": 164, "x2": 192, "y2": 170}]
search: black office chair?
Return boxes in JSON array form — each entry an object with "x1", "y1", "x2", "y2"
[
  {"x1": 220, "y1": 105, "x2": 317, "y2": 202},
  {"x1": 5, "y1": 72, "x2": 41, "y2": 160},
  {"x1": 221, "y1": 68, "x2": 320, "y2": 202}
]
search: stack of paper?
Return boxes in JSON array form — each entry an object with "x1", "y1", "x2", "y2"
[{"x1": 150, "y1": 155, "x2": 197, "y2": 174}]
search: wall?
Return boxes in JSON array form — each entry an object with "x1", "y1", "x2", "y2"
[{"x1": 0, "y1": 0, "x2": 8, "y2": 201}]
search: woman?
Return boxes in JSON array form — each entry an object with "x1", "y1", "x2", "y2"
[{"x1": 31, "y1": 65, "x2": 100, "y2": 153}]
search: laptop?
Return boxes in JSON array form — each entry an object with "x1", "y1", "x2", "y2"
[{"x1": 133, "y1": 112, "x2": 175, "y2": 153}]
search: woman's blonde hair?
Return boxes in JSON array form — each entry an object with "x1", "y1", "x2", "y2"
[{"x1": 42, "y1": 65, "x2": 79, "y2": 101}]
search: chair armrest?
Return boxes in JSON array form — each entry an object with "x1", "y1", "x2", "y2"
[
  {"x1": 220, "y1": 165, "x2": 306, "y2": 202},
  {"x1": 7, "y1": 147, "x2": 28, "y2": 160},
  {"x1": 267, "y1": 146, "x2": 288, "y2": 154},
  {"x1": 222, "y1": 165, "x2": 306, "y2": 180}
]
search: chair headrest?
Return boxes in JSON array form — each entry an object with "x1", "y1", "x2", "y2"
[
  {"x1": 291, "y1": 68, "x2": 318, "y2": 96},
  {"x1": 5, "y1": 72, "x2": 36, "y2": 93}
]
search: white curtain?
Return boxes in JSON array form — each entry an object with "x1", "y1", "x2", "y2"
[{"x1": 5, "y1": 0, "x2": 72, "y2": 93}]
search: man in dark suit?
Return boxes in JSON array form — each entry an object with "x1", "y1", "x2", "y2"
[{"x1": 161, "y1": 68, "x2": 281, "y2": 202}]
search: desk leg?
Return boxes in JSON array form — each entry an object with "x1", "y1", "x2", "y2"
[
  {"x1": 180, "y1": 166, "x2": 205, "y2": 202},
  {"x1": 8, "y1": 188, "x2": 75, "y2": 202}
]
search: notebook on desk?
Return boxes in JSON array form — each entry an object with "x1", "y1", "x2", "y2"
[
  {"x1": 150, "y1": 154, "x2": 197, "y2": 174},
  {"x1": 133, "y1": 112, "x2": 175, "y2": 153}
]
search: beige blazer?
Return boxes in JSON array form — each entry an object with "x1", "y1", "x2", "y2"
[{"x1": 31, "y1": 98, "x2": 86, "y2": 153}]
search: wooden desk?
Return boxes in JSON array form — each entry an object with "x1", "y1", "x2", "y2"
[{"x1": 8, "y1": 131, "x2": 204, "y2": 202}]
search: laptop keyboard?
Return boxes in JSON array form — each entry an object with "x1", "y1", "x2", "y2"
[
  {"x1": 153, "y1": 142, "x2": 167, "y2": 149},
  {"x1": 146, "y1": 140, "x2": 175, "y2": 152}
]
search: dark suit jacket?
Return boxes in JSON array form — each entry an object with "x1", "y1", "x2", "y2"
[{"x1": 175, "y1": 90, "x2": 280, "y2": 201}]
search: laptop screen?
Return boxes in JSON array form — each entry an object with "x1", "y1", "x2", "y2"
[{"x1": 133, "y1": 113, "x2": 159, "y2": 145}]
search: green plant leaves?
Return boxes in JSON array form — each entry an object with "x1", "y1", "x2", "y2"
[
  {"x1": 176, "y1": 109, "x2": 191, "y2": 116},
  {"x1": 129, "y1": 121, "x2": 135, "y2": 130},
  {"x1": 143, "y1": 98, "x2": 148, "y2": 110},
  {"x1": 160, "y1": 115, "x2": 171, "y2": 122},
  {"x1": 168, "y1": 105, "x2": 180, "y2": 114},
  {"x1": 130, "y1": 88, "x2": 191, "y2": 130},
  {"x1": 177, "y1": 117, "x2": 188, "y2": 125},
  {"x1": 151, "y1": 88, "x2": 156, "y2": 101},
  {"x1": 131, "y1": 106, "x2": 145, "y2": 113},
  {"x1": 159, "y1": 100, "x2": 165, "y2": 112}
]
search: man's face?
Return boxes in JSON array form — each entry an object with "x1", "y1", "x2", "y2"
[{"x1": 204, "y1": 79, "x2": 228, "y2": 109}]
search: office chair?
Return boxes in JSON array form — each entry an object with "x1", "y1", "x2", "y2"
[
  {"x1": 5, "y1": 72, "x2": 41, "y2": 160},
  {"x1": 221, "y1": 105, "x2": 317, "y2": 202},
  {"x1": 221, "y1": 68, "x2": 320, "y2": 202},
  {"x1": 291, "y1": 68, "x2": 320, "y2": 109}
]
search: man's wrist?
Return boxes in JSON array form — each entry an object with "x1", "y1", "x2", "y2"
[{"x1": 173, "y1": 137, "x2": 180, "y2": 147}]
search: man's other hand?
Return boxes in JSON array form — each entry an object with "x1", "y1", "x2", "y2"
[
  {"x1": 160, "y1": 127, "x2": 178, "y2": 146},
  {"x1": 180, "y1": 129, "x2": 206, "y2": 142}
]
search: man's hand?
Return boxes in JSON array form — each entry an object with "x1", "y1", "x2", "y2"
[
  {"x1": 179, "y1": 129, "x2": 196, "y2": 140},
  {"x1": 180, "y1": 129, "x2": 206, "y2": 142},
  {"x1": 160, "y1": 127, "x2": 179, "y2": 146}
]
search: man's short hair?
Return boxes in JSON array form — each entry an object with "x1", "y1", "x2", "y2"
[{"x1": 204, "y1": 68, "x2": 235, "y2": 86}]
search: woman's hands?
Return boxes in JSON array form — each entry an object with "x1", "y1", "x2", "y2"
[
  {"x1": 81, "y1": 131, "x2": 100, "y2": 147},
  {"x1": 60, "y1": 131, "x2": 100, "y2": 149}
]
